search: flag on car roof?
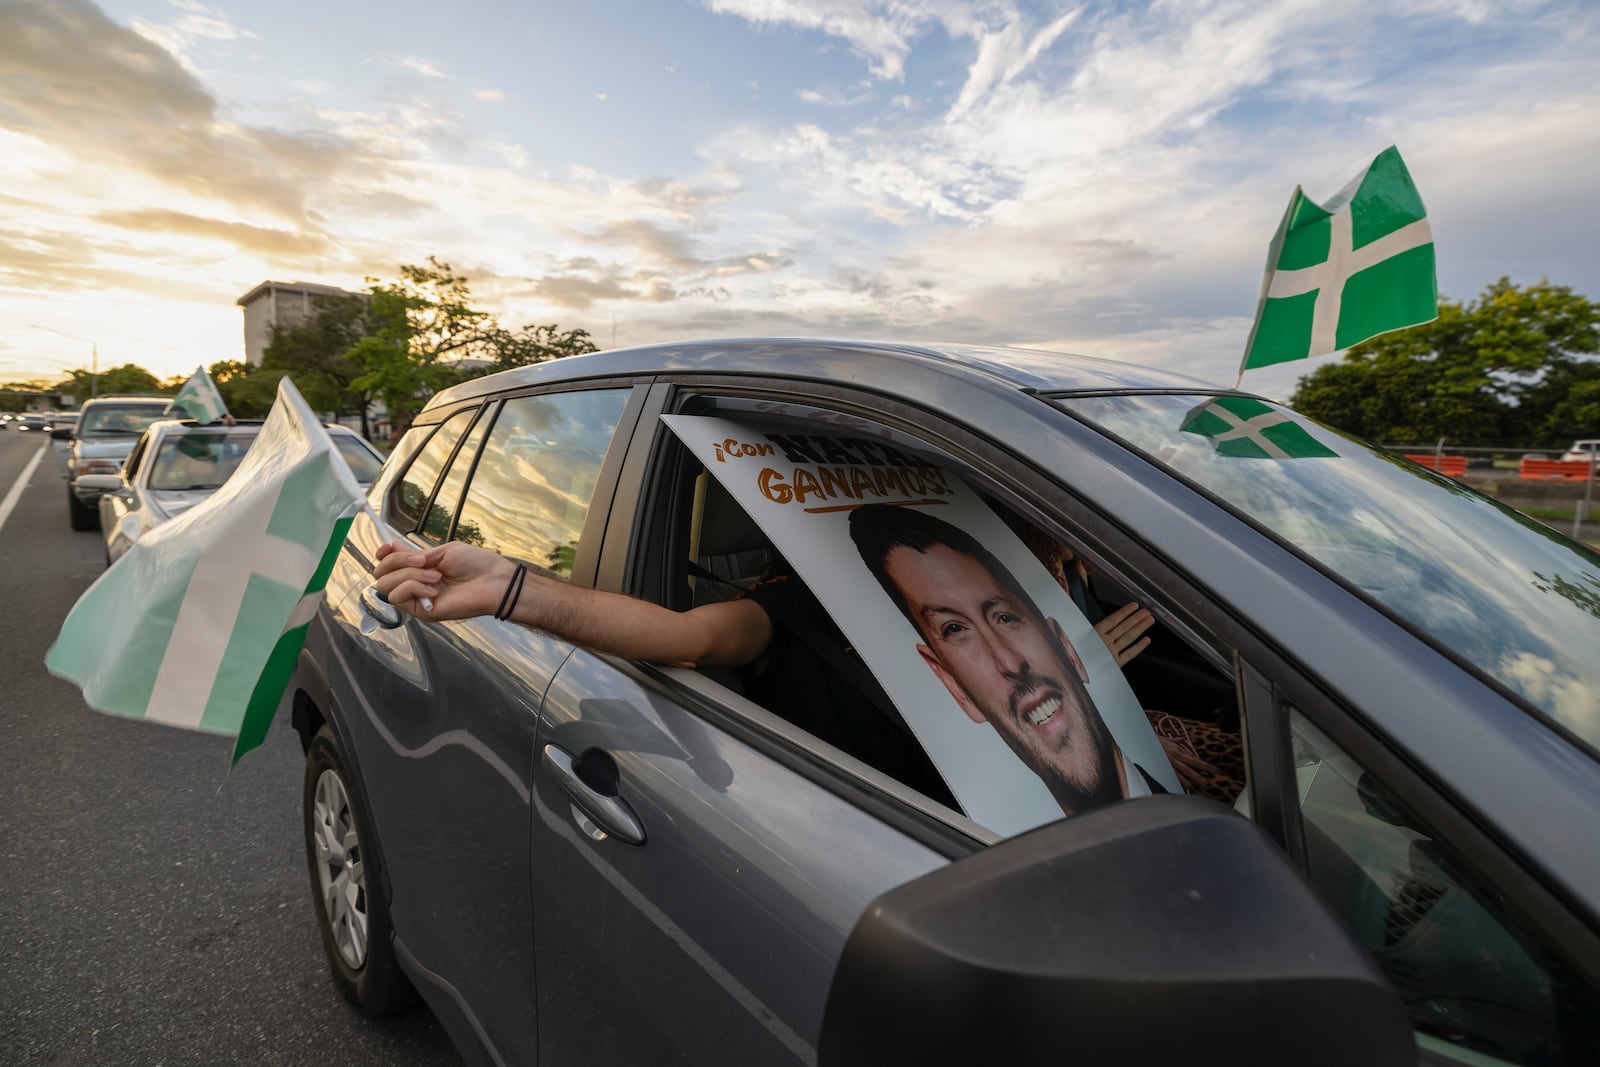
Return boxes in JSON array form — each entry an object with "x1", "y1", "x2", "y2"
[
  {"x1": 1180, "y1": 396, "x2": 1340, "y2": 459},
  {"x1": 47, "y1": 378, "x2": 364, "y2": 766},
  {"x1": 167, "y1": 364, "x2": 230, "y2": 425},
  {"x1": 1238, "y1": 146, "x2": 1436, "y2": 383}
]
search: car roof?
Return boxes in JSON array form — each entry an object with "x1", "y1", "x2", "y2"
[{"x1": 426, "y1": 337, "x2": 1225, "y2": 410}]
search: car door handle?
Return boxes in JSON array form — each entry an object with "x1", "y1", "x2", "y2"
[
  {"x1": 359, "y1": 586, "x2": 403, "y2": 629},
  {"x1": 541, "y1": 744, "x2": 646, "y2": 846}
]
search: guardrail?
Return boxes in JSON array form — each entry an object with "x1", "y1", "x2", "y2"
[{"x1": 1519, "y1": 458, "x2": 1598, "y2": 482}]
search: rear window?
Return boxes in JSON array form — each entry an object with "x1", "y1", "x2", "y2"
[
  {"x1": 331, "y1": 435, "x2": 383, "y2": 484},
  {"x1": 79, "y1": 403, "x2": 169, "y2": 436},
  {"x1": 1058, "y1": 393, "x2": 1600, "y2": 753}
]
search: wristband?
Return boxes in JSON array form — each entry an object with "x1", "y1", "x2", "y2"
[{"x1": 494, "y1": 563, "x2": 528, "y2": 621}]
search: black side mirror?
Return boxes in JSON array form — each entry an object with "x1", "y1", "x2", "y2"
[
  {"x1": 819, "y1": 795, "x2": 1412, "y2": 1067},
  {"x1": 49, "y1": 426, "x2": 73, "y2": 440}
]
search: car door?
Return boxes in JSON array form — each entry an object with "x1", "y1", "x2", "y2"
[
  {"x1": 316, "y1": 383, "x2": 645, "y2": 1063},
  {"x1": 529, "y1": 383, "x2": 988, "y2": 1066}
]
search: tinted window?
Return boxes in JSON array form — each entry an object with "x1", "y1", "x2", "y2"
[
  {"x1": 1060, "y1": 394, "x2": 1600, "y2": 753},
  {"x1": 1290, "y1": 710, "x2": 1600, "y2": 1064},
  {"x1": 79, "y1": 403, "x2": 169, "y2": 436},
  {"x1": 391, "y1": 410, "x2": 477, "y2": 533},
  {"x1": 453, "y1": 390, "x2": 628, "y2": 574},
  {"x1": 420, "y1": 415, "x2": 491, "y2": 543}
]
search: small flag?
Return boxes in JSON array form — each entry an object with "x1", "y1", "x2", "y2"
[
  {"x1": 1180, "y1": 396, "x2": 1340, "y2": 459},
  {"x1": 47, "y1": 378, "x2": 364, "y2": 765},
  {"x1": 1239, "y1": 146, "x2": 1436, "y2": 381},
  {"x1": 167, "y1": 365, "x2": 230, "y2": 425}
]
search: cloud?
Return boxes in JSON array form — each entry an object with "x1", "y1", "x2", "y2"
[
  {"x1": 474, "y1": 88, "x2": 507, "y2": 103},
  {"x1": 94, "y1": 208, "x2": 329, "y2": 257},
  {"x1": 390, "y1": 54, "x2": 448, "y2": 78}
]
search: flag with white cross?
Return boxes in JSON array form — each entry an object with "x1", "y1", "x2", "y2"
[
  {"x1": 167, "y1": 364, "x2": 231, "y2": 425},
  {"x1": 1180, "y1": 396, "x2": 1340, "y2": 460},
  {"x1": 47, "y1": 378, "x2": 365, "y2": 766},
  {"x1": 1238, "y1": 146, "x2": 1436, "y2": 383}
]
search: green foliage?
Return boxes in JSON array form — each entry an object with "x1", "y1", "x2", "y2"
[
  {"x1": 1289, "y1": 279, "x2": 1600, "y2": 446},
  {"x1": 483, "y1": 324, "x2": 599, "y2": 369},
  {"x1": 208, "y1": 359, "x2": 280, "y2": 419}
]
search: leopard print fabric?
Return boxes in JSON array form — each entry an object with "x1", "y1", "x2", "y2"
[{"x1": 1145, "y1": 711, "x2": 1246, "y2": 805}]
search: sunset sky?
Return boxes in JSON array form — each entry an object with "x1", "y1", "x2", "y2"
[{"x1": 2, "y1": 0, "x2": 1596, "y2": 399}]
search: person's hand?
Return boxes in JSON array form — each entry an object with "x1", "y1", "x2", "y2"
[
  {"x1": 1094, "y1": 601, "x2": 1154, "y2": 666},
  {"x1": 374, "y1": 540, "x2": 515, "y2": 621}
]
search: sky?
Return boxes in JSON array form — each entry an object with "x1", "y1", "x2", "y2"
[{"x1": 1, "y1": 0, "x2": 1596, "y2": 401}]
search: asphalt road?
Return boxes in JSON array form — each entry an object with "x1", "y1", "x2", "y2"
[{"x1": 0, "y1": 429, "x2": 460, "y2": 1066}]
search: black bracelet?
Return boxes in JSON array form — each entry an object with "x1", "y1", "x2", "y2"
[{"x1": 494, "y1": 563, "x2": 528, "y2": 621}]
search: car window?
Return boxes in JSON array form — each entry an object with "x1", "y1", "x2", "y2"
[
  {"x1": 147, "y1": 430, "x2": 260, "y2": 491},
  {"x1": 122, "y1": 433, "x2": 151, "y2": 478},
  {"x1": 644, "y1": 406, "x2": 1245, "y2": 829},
  {"x1": 78, "y1": 403, "x2": 169, "y2": 436},
  {"x1": 331, "y1": 435, "x2": 384, "y2": 484},
  {"x1": 419, "y1": 415, "x2": 492, "y2": 544},
  {"x1": 452, "y1": 389, "x2": 629, "y2": 574},
  {"x1": 390, "y1": 409, "x2": 478, "y2": 533},
  {"x1": 1289, "y1": 710, "x2": 1600, "y2": 1065},
  {"x1": 1060, "y1": 394, "x2": 1600, "y2": 757}
]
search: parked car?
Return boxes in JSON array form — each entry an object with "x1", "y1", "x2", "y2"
[
  {"x1": 57, "y1": 396, "x2": 174, "y2": 530},
  {"x1": 1561, "y1": 439, "x2": 1600, "y2": 466},
  {"x1": 101, "y1": 420, "x2": 383, "y2": 564},
  {"x1": 290, "y1": 340, "x2": 1600, "y2": 1066}
]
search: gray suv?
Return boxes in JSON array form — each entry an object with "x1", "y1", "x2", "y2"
[
  {"x1": 58, "y1": 396, "x2": 174, "y2": 529},
  {"x1": 290, "y1": 339, "x2": 1600, "y2": 1066}
]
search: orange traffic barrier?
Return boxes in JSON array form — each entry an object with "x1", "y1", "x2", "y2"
[
  {"x1": 1404, "y1": 453, "x2": 1468, "y2": 478},
  {"x1": 1519, "y1": 458, "x2": 1598, "y2": 482}
]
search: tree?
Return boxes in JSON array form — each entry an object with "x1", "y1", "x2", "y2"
[
  {"x1": 262, "y1": 294, "x2": 376, "y2": 433},
  {"x1": 482, "y1": 324, "x2": 599, "y2": 369},
  {"x1": 1289, "y1": 279, "x2": 1600, "y2": 446},
  {"x1": 55, "y1": 363, "x2": 163, "y2": 400}
]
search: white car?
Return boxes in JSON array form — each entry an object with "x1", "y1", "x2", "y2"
[
  {"x1": 100, "y1": 419, "x2": 382, "y2": 564},
  {"x1": 1560, "y1": 439, "x2": 1599, "y2": 466}
]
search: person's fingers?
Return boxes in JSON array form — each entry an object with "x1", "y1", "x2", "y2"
[
  {"x1": 383, "y1": 576, "x2": 440, "y2": 611},
  {"x1": 374, "y1": 545, "x2": 429, "y2": 579},
  {"x1": 1114, "y1": 635, "x2": 1151, "y2": 666},
  {"x1": 374, "y1": 566, "x2": 440, "y2": 598}
]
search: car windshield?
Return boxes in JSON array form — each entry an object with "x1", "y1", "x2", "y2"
[
  {"x1": 331, "y1": 435, "x2": 383, "y2": 484},
  {"x1": 1058, "y1": 393, "x2": 1600, "y2": 753},
  {"x1": 80, "y1": 404, "x2": 169, "y2": 436},
  {"x1": 148, "y1": 431, "x2": 259, "y2": 491}
]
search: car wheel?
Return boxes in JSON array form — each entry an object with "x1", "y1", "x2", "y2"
[
  {"x1": 304, "y1": 724, "x2": 415, "y2": 1015},
  {"x1": 67, "y1": 487, "x2": 98, "y2": 531}
]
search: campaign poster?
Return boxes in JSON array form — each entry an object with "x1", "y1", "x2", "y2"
[{"x1": 663, "y1": 414, "x2": 1179, "y2": 837}]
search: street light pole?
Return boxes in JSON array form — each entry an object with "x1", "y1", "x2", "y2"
[{"x1": 27, "y1": 325, "x2": 97, "y2": 400}]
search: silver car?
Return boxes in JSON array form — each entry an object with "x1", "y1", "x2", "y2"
[
  {"x1": 291, "y1": 340, "x2": 1600, "y2": 1067},
  {"x1": 101, "y1": 420, "x2": 383, "y2": 564},
  {"x1": 60, "y1": 396, "x2": 173, "y2": 530}
]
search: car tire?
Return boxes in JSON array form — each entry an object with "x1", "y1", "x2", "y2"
[
  {"x1": 67, "y1": 487, "x2": 98, "y2": 531},
  {"x1": 303, "y1": 724, "x2": 416, "y2": 1016}
]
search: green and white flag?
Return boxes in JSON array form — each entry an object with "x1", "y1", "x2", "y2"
[
  {"x1": 1239, "y1": 146, "x2": 1436, "y2": 382},
  {"x1": 1180, "y1": 396, "x2": 1339, "y2": 459},
  {"x1": 47, "y1": 378, "x2": 364, "y2": 765},
  {"x1": 167, "y1": 364, "x2": 230, "y2": 425}
]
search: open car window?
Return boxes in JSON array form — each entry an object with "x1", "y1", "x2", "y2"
[{"x1": 653, "y1": 409, "x2": 1242, "y2": 838}]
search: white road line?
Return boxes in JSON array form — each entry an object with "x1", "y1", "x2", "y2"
[{"x1": 0, "y1": 445, "x2": 49, "y2": 539}]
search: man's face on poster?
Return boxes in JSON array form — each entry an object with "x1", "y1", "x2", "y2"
[{"x1": 884, "y1": 543, "x2": 1124, "y2": 812}]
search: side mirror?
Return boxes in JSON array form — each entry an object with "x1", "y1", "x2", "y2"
[
  {"x1": 819, "y1": 795, "x2": 1413, "y2": 1067},
  {"x1": 49, "y1": 426, "x2": 74, "y2": 440}
]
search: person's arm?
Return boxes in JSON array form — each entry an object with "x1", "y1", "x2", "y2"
[{"x1": 373, "y1": 540, "x2": 772, "y2": 670}]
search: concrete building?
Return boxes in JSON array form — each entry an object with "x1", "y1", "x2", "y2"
[{"x1": 236, "y1": 280, "x2": 363, "y2": 366}]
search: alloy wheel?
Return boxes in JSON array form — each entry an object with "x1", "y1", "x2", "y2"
[{"x1": 311, "y1": 768, "x2": 368, "y2": 969}]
